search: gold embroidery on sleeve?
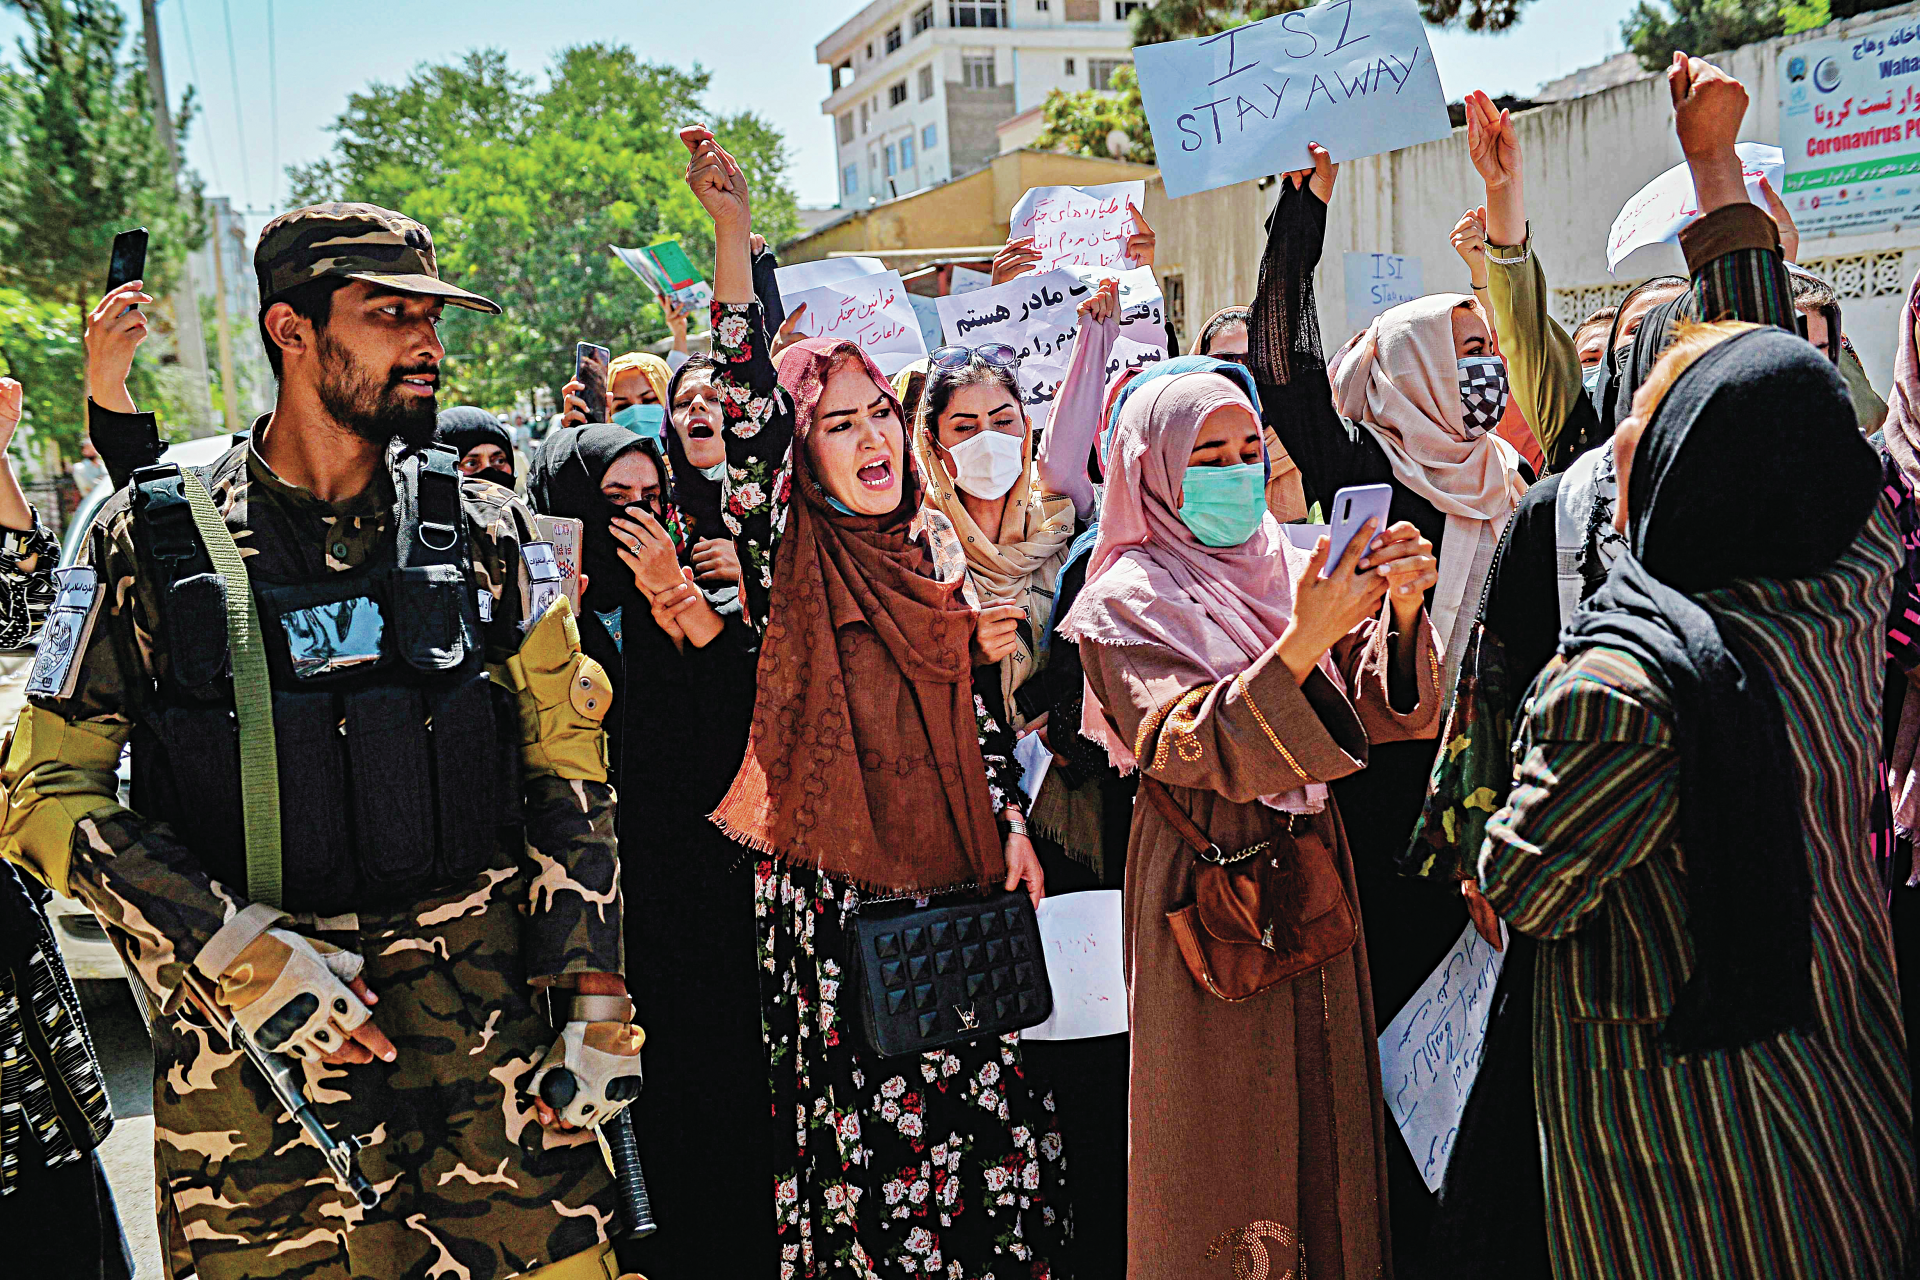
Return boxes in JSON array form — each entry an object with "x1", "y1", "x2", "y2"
[
  {"x1": 1205, "y1": 1220, "x2": 1298, "y2": 1279},
  {"x1": 1237, "y1": 672, "x2": 1307, "y2": 779}
]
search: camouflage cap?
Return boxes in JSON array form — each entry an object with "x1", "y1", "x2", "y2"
[{"x1": 254, "y1": 202, "x2": 500, "y2": 314}]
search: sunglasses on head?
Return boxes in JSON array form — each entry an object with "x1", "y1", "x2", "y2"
[
  {"x1": 1209, "y1": 351, "x2": 1255, "y2": 368},
  {"x1": 929, "y1": 343, "x2": 1020, "y2": 371}
]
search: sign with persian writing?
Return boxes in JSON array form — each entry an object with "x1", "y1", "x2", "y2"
[
  {"x1": 1133, "y1": 0, "x2": 1450, "y2": 199},
  {"x1": 1379, "y1": 920, "x2": 1506, "y2": 1193},
  {"x1": 1779, "y1": 15, "x2": 1920, "y2": 238},
  {"x1": 1606, "y1": 143, "x2": 1783, "y2": 273},
  {"x1": 784, "y1": 270, "x2": 927, "y2": 376},
  {"x1": 1008, "y1": 181, "x2": 1148, "y2": 275}
]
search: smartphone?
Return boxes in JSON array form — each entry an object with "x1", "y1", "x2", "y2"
[
  {"x1": 535, "y1": 515, "x2": 585, "y2": 616},
  {"x1": 107, "y1": 227, "x2": 148, "y2": 318},
  {"x1": 1320, "y1": 484, "x2": 1394, "y2": 578},
  {"x1": 574, "y1": 342, "x2": 611, "y2": 424}
]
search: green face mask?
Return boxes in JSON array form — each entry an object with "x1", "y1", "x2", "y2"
[{"x1": 1178, "y1": 461, "x2": 1265, "y2": 547}]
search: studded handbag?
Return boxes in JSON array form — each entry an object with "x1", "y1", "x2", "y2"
[{"x1": 851, "y1": 890, "x2": 1054, "y2": 1057}]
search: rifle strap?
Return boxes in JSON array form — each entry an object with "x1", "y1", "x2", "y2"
[{"x1": 179, "y1": 469, "x2": 283, "y2": 908}]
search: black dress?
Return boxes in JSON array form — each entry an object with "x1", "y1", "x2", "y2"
[{"x1": 584, "y1": 603, "x2": 778, "y2": 1276}]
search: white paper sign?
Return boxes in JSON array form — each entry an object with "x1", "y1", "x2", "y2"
[
  {"x1": 1779, "y1": 17, "x2": 1920, "y2": 239},
  {"x1": 774, "y1": 255, "x2": 889, "y2": 304},
  {"x1": 1009, "y1": 181, "x2": 1148, "y2": 275},
  {"x1": 1380, "y1": 921, "x2": 1506, "y2": 1193},
  {"x1": 1023, "y1": 890, "x2": 1129, "y2": 1041},
  {"x1": 785, "y1": 270, "x2": 928, "y2": 376},
  {"x1": 1343, "y1": 251, "x2": 1423, "y2": 334},
  {"x1": 1133, "y1": 0, "x2": 1451, "y2": 200},
  {"x1": 1014, "y1": 730, "x2": 1053, "y2": 804},
  {"x1": 950, "y1": 266, "x2": 994, "y2": 295},
  {"x1": 1606, "y1": 142, "x2": 1784, "y2": 273},
  {"x1": 1103, "y1": 335, "x2": 1169, "y2": 383},
  {"x1": 906, "y1": 292, "x2": 946, "y2": 352}
]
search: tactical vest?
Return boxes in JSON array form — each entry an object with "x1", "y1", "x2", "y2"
[{"x1": 126, "y1": 445, "x2": 521, "y2": 915}]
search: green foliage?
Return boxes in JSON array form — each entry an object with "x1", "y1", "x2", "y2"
[
  {"x1": 291, "y1": 45, "x2": 801, "y2": 411},
  {"x1": 1130, "y1": 0, "x2": 1533, "y2": 45},
  {"x1": 1033, "y1": 65, "x2": 1156, "y2": 165},
  {"x1": 0, "y1": 0, "x2": 206, "y2": 457},
  {"x1": 1623, "y1": 0, "x2": 1900, "y2": 68}
]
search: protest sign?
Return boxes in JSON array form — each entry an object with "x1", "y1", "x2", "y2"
[
  {"x1": 905, "y1": 292, "x2": 946, "y2": 353},
  {"x1": 935, "y1": 268, "x2": 1168, "y2": 432},
  {"x1": 1606, "y1": 142, "x2": 1783, "y2": 272},
  {"x1": 1779, "y1": 16, "x2": 1920, "y2": 238},
  {"x1": 784, "y1": 270, "x2": 927, "y2": 376},
  {"x1": 1009, "y1": 181, "x2": 1147, "y2": 274},
  {"x1": 1380, "y1": 920, "x2": 1506, "y2": 1193},
  {"x1": 1132, "y1": 0, "x2": 1450, "y2": 200},
  {"x1": 773, "y1": 255, "x2": 889, "y2": 302},
  {"x1": 1023, "y1": 891, "x2": 1128, "y2": 1042},
  {"x1": 1344, "y1": 251, "x2": 1423, "y2": 333},
  {"x1": 949, "y1": 265, "x2": 994, "y2": 295},
  {"x1": 1105, "y1": 335, "x2": 1168, "y2": 383},
  {"x1": 611, "y1": 240, "x2": 713, "y2": 311}
]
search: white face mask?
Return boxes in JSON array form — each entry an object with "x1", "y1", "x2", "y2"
[{"x1": 944, "y1": 430, "x2": 1024, "y2": 500}]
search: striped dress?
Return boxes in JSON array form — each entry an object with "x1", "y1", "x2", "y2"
[{"x1": 1478, "y1": 497, "x2": 1917, "y2": 1279}]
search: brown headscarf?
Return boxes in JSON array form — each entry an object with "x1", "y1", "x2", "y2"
[{"x1": 711, "y1": 337, "x2": 1008, "y2": 894}]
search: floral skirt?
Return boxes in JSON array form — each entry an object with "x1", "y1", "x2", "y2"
[{"x1": 756, "y1": 859, "x2": 1071, "y2": 1279}]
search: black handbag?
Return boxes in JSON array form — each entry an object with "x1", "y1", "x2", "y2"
[{"x1": 851, "y1": 889, "x2": 1054, "y2": 1057}]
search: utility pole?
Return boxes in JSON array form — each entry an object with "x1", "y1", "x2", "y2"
[
  {"x1": 140, "y1": 0, "x2": 214, "y2": 432},
  {"x1": 205, "y1": 201, "x2": 243, "y2": 435}
]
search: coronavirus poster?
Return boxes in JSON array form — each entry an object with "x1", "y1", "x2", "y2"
[{"x1": 1780, "y1": 15, "x2": 1920, "y2": 237}]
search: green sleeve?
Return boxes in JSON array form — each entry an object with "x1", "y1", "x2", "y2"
[{"x1": 1485, "y1": 233, "x2": 1588, "y2": 474}]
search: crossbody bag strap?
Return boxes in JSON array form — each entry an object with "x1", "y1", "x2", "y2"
[
  {"x1": 178, "y1": 468, "x2": 283, "y2": 908},
  {"x1": 1139, "y1": 776, "x2": 1221, "y2": 859}
]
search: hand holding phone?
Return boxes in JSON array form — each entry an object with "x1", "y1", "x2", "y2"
[
  {"x1": 1320, "y1": 484, "x2": 1393, "y2": 578},
  {"x1": 107, "y1": 228, "x2": 148, "y2": 318},
  {"x1": 573, "y1": 343, "x2": 611, "y2": 425}
]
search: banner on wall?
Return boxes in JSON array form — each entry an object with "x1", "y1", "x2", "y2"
[{"x1": 1780, "y1": 14, "x2": 1920, "y2": 238}]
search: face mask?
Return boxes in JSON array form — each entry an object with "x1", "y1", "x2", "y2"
[
  {"x1": 1581, "y1": 363, "x2": 1604, "y2": 397},
  {"x1": 699, "y1": 459, "x2": 727, "y2": 481},
  {"x1": 943, "y1": 429, "x2": 1025, "y2": 500},
  {"x1": 1178, "y1": 462, "x2": 1266, "y2": 548},
  {"x1": 471, "y1": 467, "x2": 513, "y2": 489},
  {"x1": 1457, "y1": 354, "x2": 1510, "y2": 439},
  {"x1": 613, "y1": 403, "x2": 666, "y2": 439}
]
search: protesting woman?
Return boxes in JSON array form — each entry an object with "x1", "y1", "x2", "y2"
[
  {"x1": 526, "y1": 424, "x2": 774, "y2": 1279},
  {"x1": 686, "y1": 126, "x2": 1067, "y2": 1279},
  {"x1": 435, "y1": 405, "x2": 517, "y2": 490},
  {"x1": 1479, "y1": 315, "x2": 1916, "y2": 1278},
  {"x1": 1189, "y1": 303, "x2": 1308, "y2": 523},
  {"x1": 1061, "y1": 163, "x2": 1443, "y2": 1271}
]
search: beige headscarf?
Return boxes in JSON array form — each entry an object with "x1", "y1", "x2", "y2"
[
  {"x1": 1332, "y1": 294, "x2": 1528, "y2": 667},
  {"x1": 608, "y1": 351, "x2": 672, "y2": 406},
  {"x1": 911, "y1": 396, "x2": 1076, "y2": 727}
]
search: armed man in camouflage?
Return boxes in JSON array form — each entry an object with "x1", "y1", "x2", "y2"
[{"x1": 0, "y1": 204, "x2": 644, "y2": 1280}]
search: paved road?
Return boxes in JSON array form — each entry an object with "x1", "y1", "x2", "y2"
[{"x1": 85, "y1": 980, "x2": 160, "y2": 1278}]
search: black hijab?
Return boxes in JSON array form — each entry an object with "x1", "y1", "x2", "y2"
[
  {"x1": 1560, "y1": 327, "x2": 1883, "y2": 1054},
  {"x1": 435, "y1": 406, "x2": 515, "y2": 484},
  {"x1": 1594, "y1": 277, "x2": 1693, "y2": 432},
  {"x1": 528, "y1": 424, "x2": 679, "y2": 616},
  {"x1": 664, "y1": 357, "x2": 728, "y2": 545}
]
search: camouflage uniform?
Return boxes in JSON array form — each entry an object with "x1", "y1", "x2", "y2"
[{"x1": 0, "y1": 440, "x2": 626, "y2": 1280}]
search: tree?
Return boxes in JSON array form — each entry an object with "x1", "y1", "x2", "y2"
[
  {"x1": 1033, "y1": 65, "x2": 1156, "y2": 165},
  {"x1": 0, "y1": 0, "x2": 205, "y2": 458},
  {"x1": 1131, "y1": 0, "x2": 1533, "y2": 44},
  {"x1": 293, "y1": 45, "x2": 801, "y2": 412},
  {"x1": 1621, "y1": 0, "x2": 1900, "y2": 69}
]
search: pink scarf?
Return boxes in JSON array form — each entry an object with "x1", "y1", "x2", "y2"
[
  {"x1": 1060, "y1": 371, "x2": 1329, "y2": 812},
  {"x1": 1878, "y1": 271, "x2": 1920, "y2": 843}
]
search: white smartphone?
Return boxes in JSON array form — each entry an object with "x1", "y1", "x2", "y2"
[{"x1": 1321, "y1": 484, "x2": 1394, "y2": 578}]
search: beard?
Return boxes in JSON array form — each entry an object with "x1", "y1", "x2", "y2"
[{"x1": 315, "y1": 329, "x2": 439, "y2": 450}]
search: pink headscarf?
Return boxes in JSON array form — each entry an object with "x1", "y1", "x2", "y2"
[{"x1": 1060, "y1": 371, "x2": 1328, "y2": 811}]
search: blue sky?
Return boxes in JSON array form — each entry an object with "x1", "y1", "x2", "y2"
[{"x1": 2, "y1": 0, "x2": 1641, "y2": 223}]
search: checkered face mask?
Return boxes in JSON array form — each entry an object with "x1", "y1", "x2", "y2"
[{"x1": 1457, "y1": 355, "x2": 1510, "y2": 439}]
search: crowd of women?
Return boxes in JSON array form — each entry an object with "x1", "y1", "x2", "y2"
[{"x1": 68, "y1": 44, "x2": 1899, "y2": 1280}]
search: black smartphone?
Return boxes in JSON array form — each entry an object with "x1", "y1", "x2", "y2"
[
  {"x1": 107, "y1": 227, "x2": 149, "y2": 318},
  {"x1": 574, "y1": 342, "x2": 611, "y2": 424}
]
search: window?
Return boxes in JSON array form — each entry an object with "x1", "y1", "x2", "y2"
[
  {"x1": 923, "y1": 122, "x2": 938, "y2": 149},
  {"x1": 1064, "y1": 0, "x2": 1099, "y2": 19},
  {"x1": 838, "y1": 112, "x2": 854, "y2": 144},
  {"x1": 844, "y1": 164, "x2": 860, "y2": 196},
  {"x1": 912, "y1": 3, "x2": 935, "y2": 33},
  {"x1": 1114, "y1": 0, "x2": 1144, "y2": 15},
  {"x1": 1163, "y1": 273, "x2": 1186, "y2": 351},
  {"x1": 1089, "y1": 57, "x2": 1126, "y2": 90},
  {"x1": 889, "y1": 80, "x2": 909, "y2": 107},
  {"x1": 866, "y1": 41, "x2": 874, "y2": 58},
  {"x1": 901, "y1": 135, "x2": 916, "y2": 169},
  {"x1": 870, "y1": 149, "x2": 879, "y2": 170},
  {"x1": 949, "y1": 1, "x2": 1006, "y2": 27},
  {"x1": 1064, "y1": 57, "x2": 1075, "y2": 75},
  {"x1": 886, "y1": 25, "x2": 903, "y2": 53},
  {"x1": 918, "y1": 65, "x2": 935, "y2": 100},
  {"x1": 859, "y1": 101, "x2": 869, "y2": 134},
  {"x1": 833, "y1": 59, "x2": 854, "y2": 89},
  {"x1": 886, "y1": 144, "x2": 897, "y2": 177},
  {"x1": 961, "y1": 53, "x2": 997, "y2": 88},
  {"x1": 1036, "y1": 0, "x2": 1050, "y2": 8}
]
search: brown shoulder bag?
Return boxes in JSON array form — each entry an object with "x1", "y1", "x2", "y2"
[{"x1": 1143, "y1": 776, "x2": 1358, "y2": 1003}]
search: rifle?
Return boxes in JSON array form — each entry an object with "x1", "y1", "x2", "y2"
[{"x1": 179, "y1": 968, "x2": 380, "y2": 1208}]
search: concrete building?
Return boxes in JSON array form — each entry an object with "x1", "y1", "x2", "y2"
[
  {"x1": 1148, "y1": 2, "x2": 1920, "y2": 389},
  {"x1": 818, "y1": 0, "x2": 1142, "y2": 207}
]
